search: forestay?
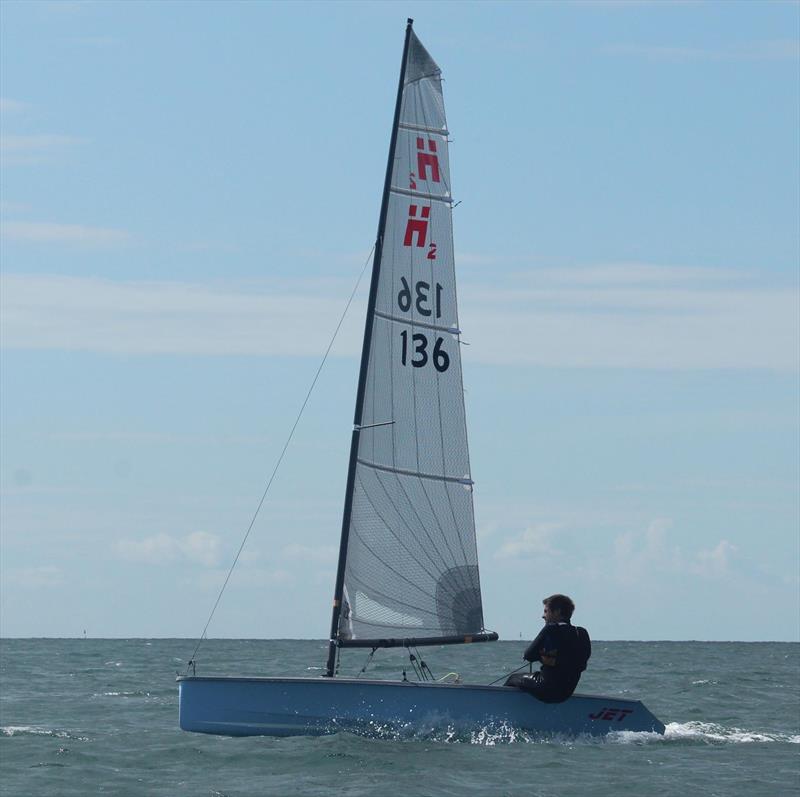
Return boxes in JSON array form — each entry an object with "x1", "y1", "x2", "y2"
[{"x1": 334, "y1": 29, "x2": 494, "y2": 650}]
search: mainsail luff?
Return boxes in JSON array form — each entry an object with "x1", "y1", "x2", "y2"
[
  {"x1": 325, "y1": 19, "x2": 416, "y2": 678},
  {"x1": 326, "y1": 22, "x2": 495, "y2": 675}
]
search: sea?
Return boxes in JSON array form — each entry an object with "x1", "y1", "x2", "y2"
[{"x1": 1, "y1": 639, "x2": 797, "y2": 797}]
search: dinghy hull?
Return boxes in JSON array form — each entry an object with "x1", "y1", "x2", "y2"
[{"x1": 178, "y1": 676, "x2": 664, "y2": 737}]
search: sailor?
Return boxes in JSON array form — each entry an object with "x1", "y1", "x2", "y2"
[{"x1": 505, "y1": 594, "x2": 591, "y2": 703}]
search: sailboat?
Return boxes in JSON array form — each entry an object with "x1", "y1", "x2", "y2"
[{"x1": 178, "y1": 20, "x2": 664, "y2": 738}]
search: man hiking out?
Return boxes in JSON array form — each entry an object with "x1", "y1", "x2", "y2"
[{"x1": 505, "y1": 594, "x2": 591, "y2": 703}]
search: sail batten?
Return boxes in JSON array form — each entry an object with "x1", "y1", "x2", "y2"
[
  {"x1": 398, "y1": 122, "x2": 449, "y2": 135},
  {"x1": 390, "y1": 186, "x2": 452, "y2": 204},
  {"x1": 372, "y1": 308, "x2": 460, "y2": 334},
  {"x1": 329, "y1": 24, "x2": 492, "y2": 656},
  {"x1": 357, "y1": 457, "x2": 473, "y2": 485}
]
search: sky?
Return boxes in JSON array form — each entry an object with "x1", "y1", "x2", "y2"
[{"x1": 1, "y1": 0, "x2": 798, "y2": 645}]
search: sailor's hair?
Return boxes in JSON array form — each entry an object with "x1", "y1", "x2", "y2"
[{"x1": 542, "y1": 594, "x2": 575, "y2": 620}]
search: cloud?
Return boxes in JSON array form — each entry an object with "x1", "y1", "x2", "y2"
[
  {"x1": 612, "y1": 518, "x2": 678, "y2": 582},
  {"x1": 603, "y1": 39, "x2": 800, "y2": 62},
  {"x1": 69, "y1": 36, "x2": 119, "y2": 48},
  {"x1": 1, "y1": 264, "x2": 796, "y2": 370},
  {"x1": 0, "y1": 273, "x2": 362, "y2": 357},
  {"x1": 460, "y1": 264, "x2": 798, "y2": 370},
  {"x1": 610, "y1": 520, "x2": 739, "y2": 583},
  {"x1": 492, "y1": 515, "x2": 739, "y2": 585},
  {"x1": 689, "y1": 539, "x2": 738, "y2": 578},
  {"x1": 0, "y1": 98, "x2": 28, "y2": 114},
  {"x1": 191, "y1": 567, "x2": 294, "y2": 591},
  {"x1": 1, "y1": 221, "x2": 129, "y2": 246},
  {"x1": 519, "y1": 263, "x2": 738, "y2": 286},
  {"x1": 281, "y1": 543, "x2": 338, "y2": 564},
  {"x1": 115, "y1": 532, "x2": 221, "y2": 567},
  {"x1": 0, "y1": 135, "x2": 85, "y2": 165},
  {"x1": 0, "y1": 200, "x2": 31, "y2": 214},
  {"x1": 43, "y1": 1, "x2": 96, "y2": 14},
  {"x1": 4, "y1": 565, "x2": 64, "y2": 587},
  {"x1": 495, "y1": 523, "x2": 562, "y2": 559}
]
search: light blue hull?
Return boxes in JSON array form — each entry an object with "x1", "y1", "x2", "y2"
[{"x1": 178, "y1": 676, "x2": 664, "y2": 737}]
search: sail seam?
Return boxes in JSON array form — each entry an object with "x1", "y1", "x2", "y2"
[
  {"x1": 346, "y1": 571, "x2": 441, "y2": 622},
  {"x1": 373, "y1": 309, "x2": 460, "y2": 335},
  {"x1": 372, "y1": 468, "x2": 460, "y2": 586},
  {"x1": 392, "y1": 471, "x2": 464, "y2": 586},
  {"x1": 355, "y1": 469, "x2": 458, "y2": 592},
  {"x1": 357, "y1": 457, "x2": 473, "y2": 485},
  {"x1": 414, "y1": 69, "x2": 473, "y2": 591},
  {"x1": 403, "y1": 73, "x2": 441, "y2": 87},
  {"x1": 345, "y1": 580, "x2": 441, "y2": 625},
  {"x1": 400, "y1": 86, "x2": 472, "y2": 597},
  {"x1": 349, "y1": 525, "x2": 444, "y2": 609},
  {"x1": 360, "y1": 469, "x2": 466, "y2": 605}
]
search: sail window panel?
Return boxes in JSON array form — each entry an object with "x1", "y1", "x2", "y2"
[
  {"x1": 399, "y1": 85, "x2": 446, "y2": 135},
  {"x1": 353, "y1": 592, "x2": 425, "y2": 629},
  {"x1": 349, "y1": 478, "x2": 443, "y2": 605},
  {"x1": 359, "y1": 315, "x2": 470, "y2": 479},
  {"x1": 352, "y1": 464, "x2": 478, "y2": 577},
  {"x1": 374, "y1": 193, "x2": 457, "y2": 331},
  {"x1": 391, "y1": 128, "x2": 451, "y2": 202},
  {"x1": 341, "y1": 467, "x2": 485, "y2": 641},
  {"x1": 343, "y1": 475, "x2": 451, "y2": 639}
]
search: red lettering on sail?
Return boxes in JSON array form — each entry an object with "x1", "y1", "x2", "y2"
[
  {"x1": 403, "y1": 204, "x2": 430, "y2": 247},
  {"x1": 416, "y1": 137, "x2": 440, "y2": 183}
]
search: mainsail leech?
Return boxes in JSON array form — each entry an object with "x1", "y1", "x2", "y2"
[{"x1": 326, "y1": 21, "x2": 496, "y2": 676}]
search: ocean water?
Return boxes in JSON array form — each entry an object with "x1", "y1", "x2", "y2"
[{"x1": 1, "y1": 639, "x2": 797, "y2": 797}]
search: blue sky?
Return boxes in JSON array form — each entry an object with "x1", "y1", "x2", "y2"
[{"x1": 1, "y1": 0, "x2": 798, "y2": 643}]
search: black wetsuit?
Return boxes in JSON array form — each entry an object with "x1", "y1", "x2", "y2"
[{"x1": 506, "y1": 622, "x2": 591, "y2": 703}]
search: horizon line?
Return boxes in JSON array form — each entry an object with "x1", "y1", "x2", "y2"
[{"x1": 1, "y1": 636, "x2": 797, "y2": 643}]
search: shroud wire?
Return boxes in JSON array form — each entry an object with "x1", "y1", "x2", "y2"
[{"x1": 185, "y1": 244, "x2": 376, "y2": 671}]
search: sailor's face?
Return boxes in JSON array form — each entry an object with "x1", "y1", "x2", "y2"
[{"x1": 542, "y1": 604, "x2": 561, "y2": 623}]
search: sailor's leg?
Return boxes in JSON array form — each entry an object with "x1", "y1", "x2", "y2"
[
  {"x1": 505, "y1": 672, "x2": 541, "y2": 689},
  {"x1": 523, "y1": 680, "x2": 573, "y2": 703}
]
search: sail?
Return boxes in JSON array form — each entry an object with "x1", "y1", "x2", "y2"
[{"x1": 335, "y1": 29, "x2": 493, "y2": 648}]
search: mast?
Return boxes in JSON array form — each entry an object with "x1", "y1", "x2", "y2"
[{"x1": 325, "y1": 19, "x2": 416, "y2": 678}]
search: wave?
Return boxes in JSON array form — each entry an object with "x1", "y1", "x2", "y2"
[
  {"x1": 326, "y1": 719, "x2": 800, "y2": 746},
  {"x1": 600, "y1": 722, "x2": 799, "y2": 746},
  {"x1": 1, "y1": 726, "x2": 89, "y2": 741},
  {"x1": 662, "y1": 721, "x2": 800, "y2": 744}
]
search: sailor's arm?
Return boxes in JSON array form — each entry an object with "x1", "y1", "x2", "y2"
[{"x1": 523, "y1": 628, "x2": 546, "y2": 662}]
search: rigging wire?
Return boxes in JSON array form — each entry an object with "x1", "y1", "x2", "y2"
[
  {"x1": 185, "y1": 243, "x2": 376, "y2": 673},
  {"x1": 356, "y1": 646, "x2": 378, "y2": 678},
  {"x1": 414, "y1": 646, "x2": 435, "y2": 681},
  {"x1": 486, "y1": 661, "x2": 531, "y2": 687},
  {"x1": 403, "y1": 645, "x2": 435, "y2": 682}
]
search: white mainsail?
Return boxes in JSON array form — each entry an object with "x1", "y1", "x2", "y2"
[{"x1": 335, "y1": 30, "x2": 489, "y2": 647}]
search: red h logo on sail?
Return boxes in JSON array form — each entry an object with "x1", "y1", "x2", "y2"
[
  {"x1": 404, "y1": 204, "x2": 430, "y2": 247},
  {"x1": 416, "y1": 137, "x2": 440, "y2": 183}
]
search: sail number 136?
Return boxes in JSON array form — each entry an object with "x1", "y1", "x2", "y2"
[
  {"x1": 397, "y1": 277, "x2": 442, "y2": 318},
  {"x1": 396, "y1": 277, "x2": 449, "y2": 372},
  {"x1": 400, "y1": 331, "x2": 449, "y2": 372}
]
